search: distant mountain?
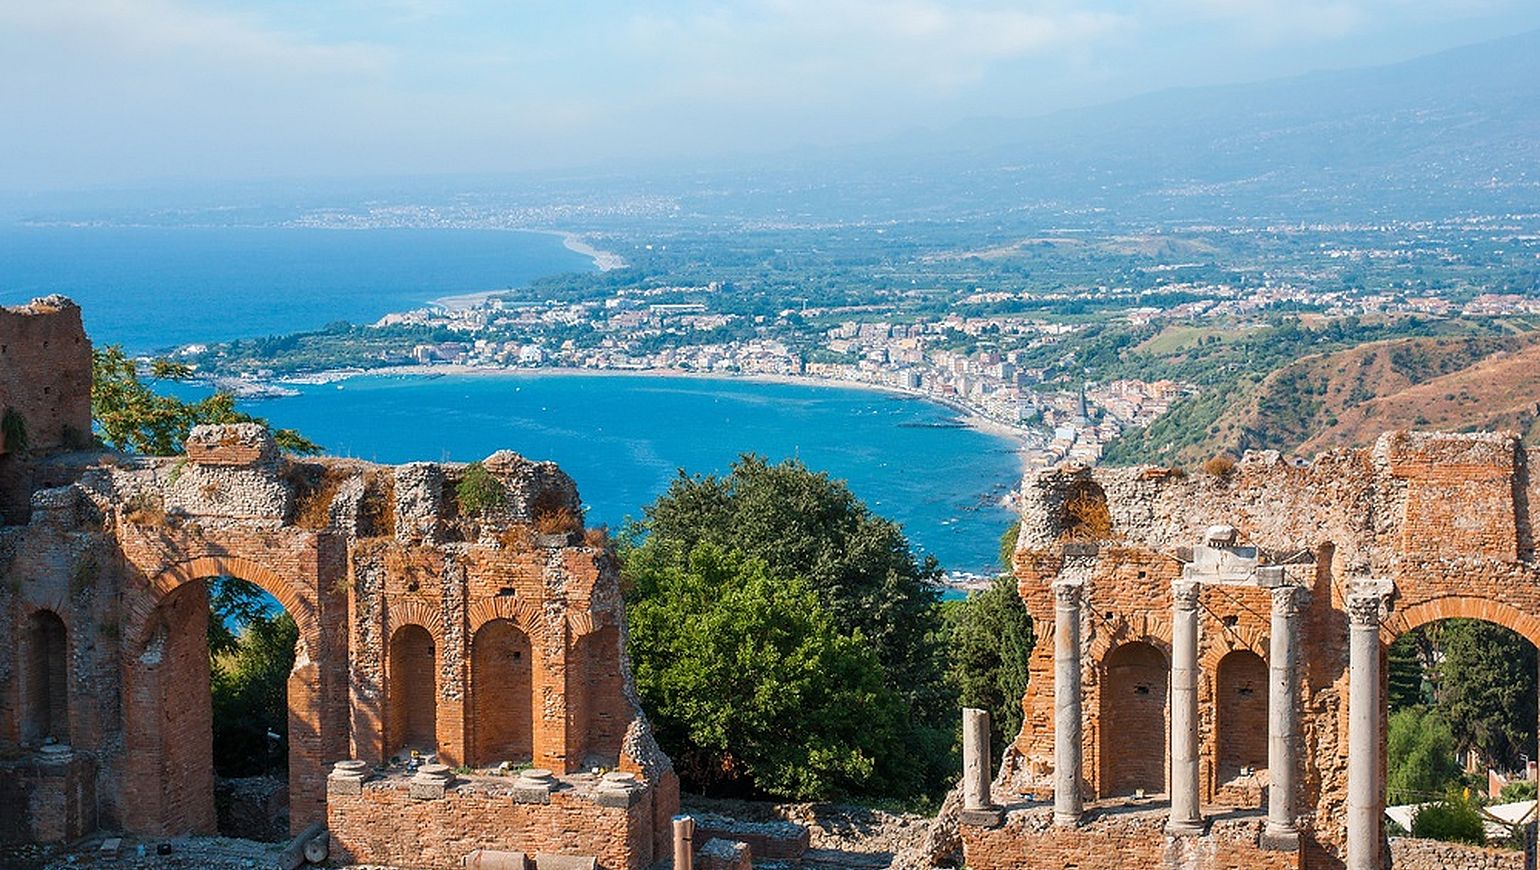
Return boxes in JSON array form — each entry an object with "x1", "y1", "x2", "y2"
[
  {"x1": 1145, "y1": 333, "x2": 1540, "y2": 464},
  {"x1": 807, "y1": 30, "x2": 1540, "y2": 225}
]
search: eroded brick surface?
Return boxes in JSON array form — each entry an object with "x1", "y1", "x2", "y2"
[
  {"x1": 965, "y1": 434, "x2": 1540, "y2": 870},
  {"x1": 0, "y1": 299, "x2": 675, "y2": 869}
]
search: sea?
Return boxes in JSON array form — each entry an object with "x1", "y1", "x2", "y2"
[{"x1": 1, "y1": 224, "x2": 1021, "y2": 578}]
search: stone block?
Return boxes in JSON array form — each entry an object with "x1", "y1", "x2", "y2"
[
  {"x1": 959, "y1": 808, "x2": 1005, "y2": 828},
  {"x1": 463, "y1": 848, "x2": 530, "y2": 869},
  {"x1": 532, "y1": 855, "x2": 597, "y2": 870},
  {"x1": 696, "y1": 838, "x2": 752, "y2": 870}
]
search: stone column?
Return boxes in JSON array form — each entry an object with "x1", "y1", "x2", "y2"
[
  {"x1": 673, "y1": 815, "x2": 695, "y2": 870},
  {"x1": 1264, "y1": 584, "x2": 1303, "y2": 849},
  {"x1": 1167, "y1": 579, "x2": 1203, "y2": 836},
  {"x1": 1347, "y1": 586, "x2": 1390, "y2": 870},
  {"x1": 963, "y1": 707, "x2": 992, "y2": 810},
  {"x1": 1054, "y1": 580, "x2": 1084, "y2": 826}
]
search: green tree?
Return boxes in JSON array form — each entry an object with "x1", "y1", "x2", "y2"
[
  {"x1": 624, "y1": 542, "x2": 909, "y2": 800},
  {"x1": 92, "y1": 345, "x2": 320, "y2": 456},
  {"x1": 630, "y1": 455, "x2": 953, "y2": 789},
  {"x1": 1387, "y1": 632, "x2": 1430, "y2": 714},
  {"x1": 1434, "y1": 619, "x2": 1537, "y2": 770},
  {"x1": 209, "y1": 582, "x2": 298, "y2": 778},
  {"x1": 946, "y1": 572, "x2": 1033, "y2": 762},
  {"x1": 1387, "y1": 706, "x2": 1461, "y2": 806}
]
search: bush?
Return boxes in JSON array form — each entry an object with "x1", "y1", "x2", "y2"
[
  {"x1": 625, "y1": 542, "x2": 908, "y2": 800},
  {"x1": 1499, "y1": 778, "x2": 1537, "y2": 803},
  {"x1": 456, "y1": 462, "x2": 505, "y2": 515},
  {"x1": 1411, "y1": 790, "x2": 1486, "y2": 846},
  {"x1": 946, "y1": 572, "x2": 1034, "y2": 760},
  {"x1": 1202, "y1": 455, "x2": 1236, "y2": 477}
]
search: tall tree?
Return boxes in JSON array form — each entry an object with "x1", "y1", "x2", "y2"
[
  {"x1": 947, "y1": 572, "x2": 1033, "y2": 761},
  {"x1": 1434, "y1": 619, "x2": 1537, "y2": 770},
  {"x1": 625, "y1": 542, "x2": 910, "y2": 799},
  {"x1": 625, "y1": 455, "x2": 955, "y2": 797}
]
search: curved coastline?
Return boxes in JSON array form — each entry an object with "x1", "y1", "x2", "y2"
[{"x1": 277, "y1": 363, "x2": 1039, "y2": 470}]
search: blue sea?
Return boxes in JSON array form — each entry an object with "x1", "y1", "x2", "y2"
[
  {"x1": 242, "y1": 373, "x2": 1021, "y2": 576},
  {"x1": 3, "y1": 224, "x2": 1020, "y2": 576},
  {"x1": 0, "y1": 225, "x2": 594, "y2": 351}
]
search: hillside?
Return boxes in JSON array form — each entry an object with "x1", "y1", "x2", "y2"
[{"x1": 1150, "y1": 334, "x2": 1540, "y2": 463}]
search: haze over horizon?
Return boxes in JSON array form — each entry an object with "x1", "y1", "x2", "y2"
[{"x1": 5, "y1": 0, "x2": 1540, "y2": 192}]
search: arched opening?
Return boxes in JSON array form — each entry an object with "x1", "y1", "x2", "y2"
[
  {"x1": 1385, "y1": 616, "x2": 1538, "y2": 849},
  {"x1": 1100, "y1": 640, "x2": 1168, "y2": 797},
  {"x1": 134, "y1": 575, "x2": 302, "y2": 841},
  {"x1": 388, "y1": 624, "x2": 438, "y2": 759},
  {"x1": 470, "y1": 619, "x2": 533, "y2": 766},
  {"x1": 21, "y1": 610, "x2": 69, "y2": 746},
  {"x1": 208, "y1": 577, "x2": 297, "y2": 841},
  {"x1": 1215, "y1": 649, "x2": 1268, "y2": 785}
]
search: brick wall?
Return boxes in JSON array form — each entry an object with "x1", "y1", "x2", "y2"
[
  {"x1": 0, "y1": 297, "x2": 91, "y2": 455},
  {"x1": 327, "y1": 774, "x2": 659, "y2": 870},
  {"x1": 470, "y1": 619, "x2": 535, "y2": 764},
  {"x1": 961, "y1": 805, "x2": 1299, "y2": 870}
]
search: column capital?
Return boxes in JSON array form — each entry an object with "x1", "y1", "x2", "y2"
[
  {"x1": 1052, "y1": 580, "x2": 1083, "y2": 607},
  {"x1": 1172, "y1": 579, "x2": 1202, "y2": 610},
  {"x1": 1346, "y1": 579, "x2": 1394, "y2": 628},
  {"x1": 1270, "y1": 584, "x2": 1308, "y2": 615}
]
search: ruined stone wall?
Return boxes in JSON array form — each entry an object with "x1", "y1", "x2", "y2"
[
  {"x1": 0, "y1": 314, "x2": 675, "y2": 870},
  {"x1": 0, "y1": 297, "x2": 91, "y2": 455},
  {"x1": 963, "y1": 432, "x2": 1540, "y2": 870},
  {"x1": 1388, "y1": 837, "x2": 1525, "y2": 869}
]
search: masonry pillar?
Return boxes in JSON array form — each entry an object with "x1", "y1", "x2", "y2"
[
  {"x1": 1347, "y1": 586, "x2": 1391, "y2": 870},
  {"x1": 962, "y1": 708, "x2": 991, "y2": 810},
  {"x1": 1053, "y1": 579, "x2": 1084, "y2": 827},
  {"x1": 1264, "y1": 583, "x2": 1303, "y2": 849},
  {"x1": 1167, "y1": 579, "x2": 1203, "y2": 836}
]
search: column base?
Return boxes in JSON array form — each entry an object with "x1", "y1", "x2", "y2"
[
  {"x1": 960, "y1": 807, "x2": 1005, "y2": 828},
  {"x1": 1165, "y1": 818, "x2": 1205, "y2": 837},
  {"x1": 1053, "y1": 810, "x2": 1082, "y2": 828},
  {"x1": 1260, "y1": 825, "x2": 1300, "y2": 852}
]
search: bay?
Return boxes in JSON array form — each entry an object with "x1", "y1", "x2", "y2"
[
  {"x1": 0, "y1": 225, "x2": 594, "y2": 352},
  {"x1": 239, "y1": 372, "x2": 1022, "y2": 578}
]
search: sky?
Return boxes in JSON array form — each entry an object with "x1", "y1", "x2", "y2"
[{"x1": 3, "y1": 0, "x2": 1539, "y2": 191}]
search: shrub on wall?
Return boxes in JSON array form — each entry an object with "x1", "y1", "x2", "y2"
[{"x1": 1411, "y1": 789, "x2": 1487, "y2": 846}]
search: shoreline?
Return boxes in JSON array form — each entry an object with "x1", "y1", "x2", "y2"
[
  {"x1": 427, "y1": 230, "x2": 625, "y2": 311},
  {"x1": 275, "y1": 363, "x2": 1039, "y2": 469}
]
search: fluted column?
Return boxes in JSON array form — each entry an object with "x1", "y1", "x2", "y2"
[
  {"x1": 1167, "y1": 579, "x2": 1203, "y2": 836},
  {"x1": 1053, "y1": 579, "x2": 1084, "y2": 826},
  {"x1": 1347, "y1": 587, "x2": 1390, "y2": 870},
  {"x1": 1264, "y1": 584, "x2": 1304, "y2": 849}
]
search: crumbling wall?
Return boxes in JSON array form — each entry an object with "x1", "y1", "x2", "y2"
[{"x1": 968, "y1": 432, "x2": 1540, "y2": 870}]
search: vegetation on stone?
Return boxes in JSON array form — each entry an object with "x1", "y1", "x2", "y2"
[
  {"x1": 91, "y1": 345, "x2": 320, "y2": 455},
  {"x1": 1410, "y1": 789, "x2": 1487, "y2": 847},
  {"x1": 455, "y1": 461, "x2": 506, "y2": 515}
]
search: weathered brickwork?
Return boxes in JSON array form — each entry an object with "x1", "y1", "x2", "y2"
[
  {"x1": 962, "y1": 432, "x2": 1540, "y2": 870},
  {"x1": 0, "y1": 298, "x2": 676, "y2": 868}
]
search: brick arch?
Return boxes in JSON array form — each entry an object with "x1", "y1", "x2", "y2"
[
  {"x1": 385, "y1": 598, "x2": 444, "y2": 640},
  {"x1": 1088, "y1": 612, "x2": 1173, "y2": 666},
  {"x1": 1199, "y1": 624, "x2": 1268, "y2": 674},
  {"x1": 467, "y1": 596, "x2": 543, "y2": 637},
  {"x1": 1382, "y1": 595, "x2": 1540, "y2": 649},
  {"x1": 566, "y1": 609, "x2": 617, "y2": 639},
  {"x1": 136, "y1": 554, "x2": 316, "y2": 647}
]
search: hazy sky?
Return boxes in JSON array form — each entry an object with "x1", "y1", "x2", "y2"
[{"x1": 3, "y1": 0, "x2": 1538, "y2": 190}]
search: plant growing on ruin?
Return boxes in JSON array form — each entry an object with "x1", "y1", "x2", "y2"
[
  {"x1": 1411, "y1": 788, "x2": 1486, "y2": 846},
  {"x1": 1202, "y1": 455, "x2": 1237, "y2": 478},
  {"x1": 534, "y1": 506, "x2": 581, "y2": 535},
  {"x1": 2, "y1": 407, "x2": 28, "y2": 452},
  {"x1": 455, "y1": 461, "x2": 505, "y2": 515},
  {"x1": 1059, "y1": 481, "x2": 1113, "y2": 541}
]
